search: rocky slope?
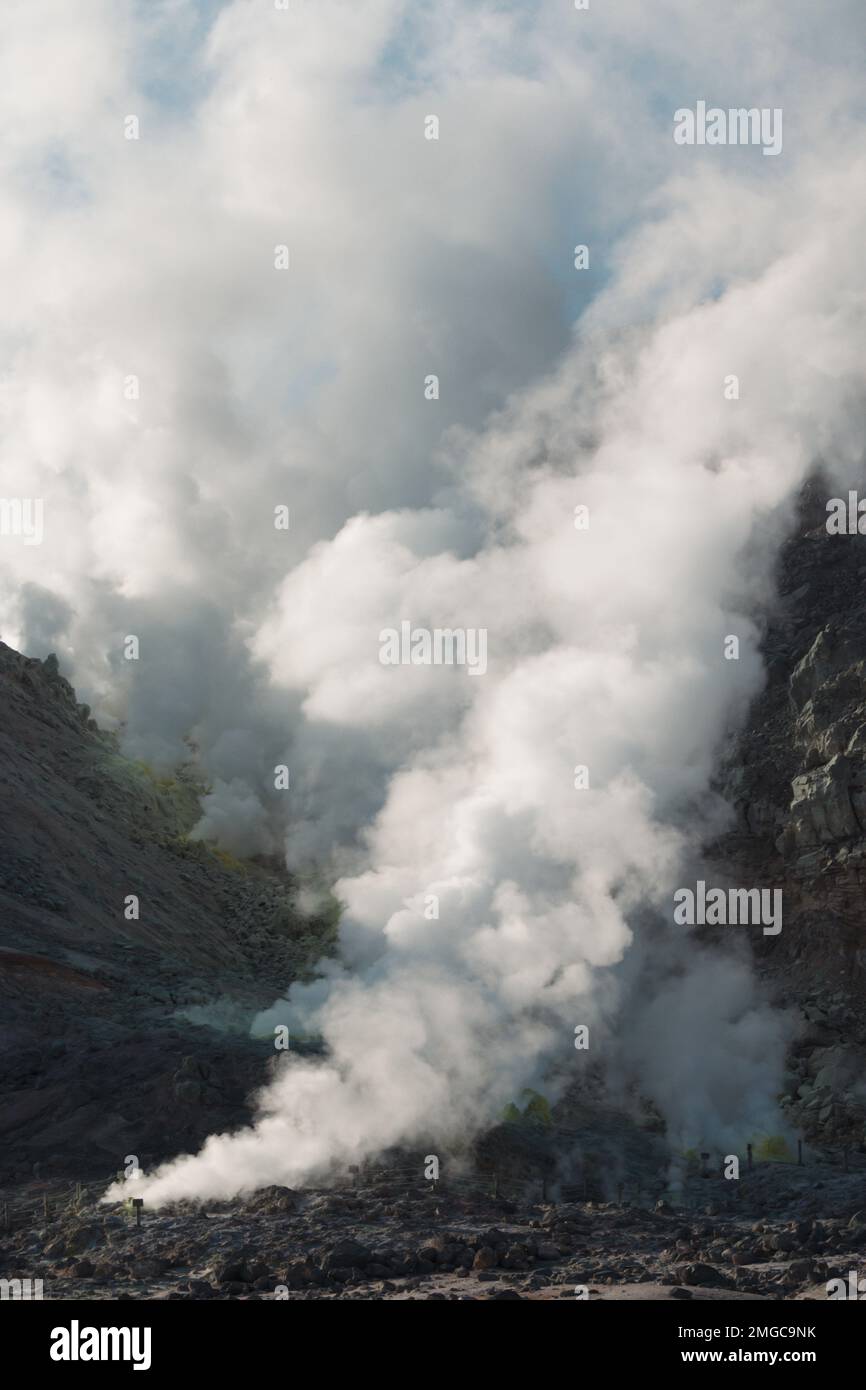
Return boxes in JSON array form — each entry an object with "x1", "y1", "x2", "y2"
[{"x1": 0, "y1": 641, "x2": 335, "y2": 1180}]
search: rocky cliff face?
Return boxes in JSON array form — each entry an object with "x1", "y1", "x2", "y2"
[
  {"x1": 715, "y1": 480, "x2": 866, "y2": 1156},
  {"x1": 0, "y1": 642, "x2": 334, "y2": 1180}
]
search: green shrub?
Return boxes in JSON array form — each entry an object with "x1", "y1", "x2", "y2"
[
  {"x1": 500, "y1": 1088, "x2": 552, "y2": 1127},
  {"x1": 753, "y1": 1134, "x2": 794, "y2": 1163}
]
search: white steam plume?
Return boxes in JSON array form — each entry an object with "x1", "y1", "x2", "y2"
[
  {"x1": 0, "y1": 2, "x2": 862, "y2": 1202},
  {"x1": 128, "y1": 138, "x2": 866, "y2": 1201}
]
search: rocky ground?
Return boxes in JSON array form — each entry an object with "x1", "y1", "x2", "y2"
[{"x1": 2, "y1": 1154, "x2": 865, "y2": 1301}]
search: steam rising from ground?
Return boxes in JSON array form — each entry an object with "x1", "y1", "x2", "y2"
[{"x1": 0, "y1": 2, "x2": 863, "y2": 1202}]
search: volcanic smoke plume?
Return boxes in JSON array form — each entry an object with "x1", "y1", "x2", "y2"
[
  {"x1": 0, "y1": 3, "x2": 862, "y2": 1204},
  {"x1": 128, "y1": 140, "x2": 866, "y2": 1204}
]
